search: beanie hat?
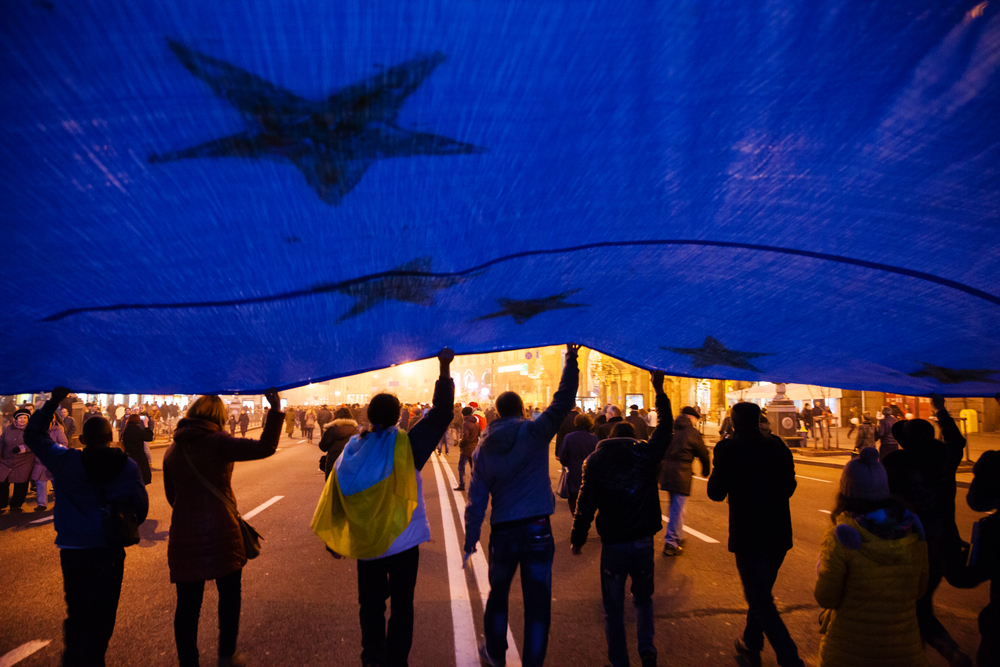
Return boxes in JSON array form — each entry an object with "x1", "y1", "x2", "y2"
[
  {"x1": 681, "y1": 406, "x2": 700, "y2": 418},
  {"x1": 840, "y1": 447, "x2": 890, "y2": 500},
  {"x1": 12, "y1": 408, "x2": 30, "y2": 420}
]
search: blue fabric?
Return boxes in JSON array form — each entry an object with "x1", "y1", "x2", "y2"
[
  {"x1": 335, "y1": 428, "x2": 398, "y2": 496},
  {"x1": 2, "y1": 1, "x2": 999, "y2": 394}
]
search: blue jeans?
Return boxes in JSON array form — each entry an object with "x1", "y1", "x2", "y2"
[
  {"x1": 601, "y1": 537, "x2": 655, "y2": 667},
  {"x1": 734, "y1": 549, "x2": 804, "y2": 667},
  {"x1": 456, "y1": 454, "x2": 472, "y2": 488},
  {"x1": 664, "y1": 492, "x2": 687, "y2": 547},
  {"x1": 485, "y1": 517, "x2": 555, "y2": 667}
]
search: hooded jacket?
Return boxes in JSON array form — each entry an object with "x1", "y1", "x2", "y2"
[
  {"x1": 463, "y1": 353, "x2": 578, "y2": 553},
  {"x1": 814, "y1": 512, "x2": 929, "y2": 667},
  {"x1": 659, "y1": 414, "x2": 710, "y2": 496},
  {"x1": 459, "y1": 414, "x2": 480, "y2": 458},
  {"x1": 571, "y1": 392, "x2": 673, "y2": 546},
  {"x1": 23, "y1": 399, "x2": 148, "y2": 549},
  {"x1": 319, "y1": 418, "x2": 359, "y2": 478},
  {"x1": 163, "y1": 407, "x2": 284, "y2": 583}
]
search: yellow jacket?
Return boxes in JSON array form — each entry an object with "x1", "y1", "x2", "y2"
[{"x1": 814, "y1": 513, "x2": 929, "y2": 667}]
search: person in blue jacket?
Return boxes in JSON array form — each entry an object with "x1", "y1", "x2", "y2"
[{"x1": 23, "y1": 386, "x2": 148, "y2": 667}]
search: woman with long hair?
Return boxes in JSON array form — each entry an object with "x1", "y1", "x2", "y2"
[
  {"x1": 814, "y1": 447, "x2": 929, "y2": 666},
  {"x1": 164, "y1": 389, "x2": 283, "y2": 667},
  {"x1": 121, "y1": 414, "x2": 154, "y2": 485}
]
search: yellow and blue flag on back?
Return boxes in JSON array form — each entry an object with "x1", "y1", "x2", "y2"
[{"x1": 310, "y1": 427, "x2": 418, "y2": 560}]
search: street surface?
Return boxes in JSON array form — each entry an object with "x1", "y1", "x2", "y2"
[{"x1": 0, "y1": 428, "x2": 988, "y2": 666}]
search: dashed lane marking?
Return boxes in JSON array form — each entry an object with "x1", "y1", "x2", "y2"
[
  {"x1": 819, "y1": 510, "x2": 831, "y2": 514},
  {"x1": 243, "y1": 496, "x2": 284, "y2": 520},
  {"x1": 796, "y1": 475, "x2": 833, "y2": 484},
  {"x1": 29, "y1": 515, "x2": 54, "y2": 524},
  {"x1": 661, "y1": 515, "x2": 720, "y2": 544},
  {"x1": 440, "y1": 456, "x2": 522, "y2": 667},
  {"x1": 0, "y1": 640, "x2": 52, "y2": 667},
  {"x1": 693, "y1": 476, "x2": 708, "y2": 481},
  {"x1": 431, "y1": 456, "x2": 479, "y2": 666}
]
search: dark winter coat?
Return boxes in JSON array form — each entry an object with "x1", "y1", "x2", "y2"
[
  {"x1": 877, "y1": 415, "x2": 899, "y2": 458},
  {"x1": 555, "y1": 408, "x2": 580, "y2": 457},
  {"x1": 238, "y1": 413, "x2": 249, "y2": 429},
  {"x1": 659, "y1": 415, "x2": 710, "y2": 496},
  {"x1": 557, "y1": 429, "x2": 599, "y2": 496},
  {"x1": 121, "y1": 423, "x2": 155, "y2": 485},
  {"x1": 459, "y1": 415, "x2": 481, "y2": 458},
  {"x1": 24, "y1": 399, "x2": 148, "y2": 549},
  {"x1": 0, "y1": 424, "x2": 34, "y2": 483},
  {"x1": 572, "y1": 392, "x2": 673, "y2": 546},
  {"x1": 708, "y1": 428, "x2": 797, "y2": 553},
  {"x1": 318, "y1": 418, "x2": 358, "y2": 479},
  {"x1": 626, "y1": 411, "x2": 650, "y2": 440},
  {"x1": 596, "y1": 416, "x2": 626, "y2": 441},
  {"x1": 163, "y1": 408, "x2": 284, "y2": 583}
]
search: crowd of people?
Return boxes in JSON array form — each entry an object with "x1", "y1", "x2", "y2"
[{"x1": 3, "y1": 361, "x2": 998, "y2": 667}]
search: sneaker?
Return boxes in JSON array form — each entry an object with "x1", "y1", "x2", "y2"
[
  {"x1": 34, "y1": 504, "x2": 46, "y2": 511},
  {"x1": 453, "y1": 486, "x2": 465, "y2": 491},
  {"x1": 662, "y1": 544, "x2": 683, "y2": 556},
  {"x1": 478, "y1": 639, "x2": 505, "y2": 667},
  {"x1": 734, "y1": 638, "x2": 762, "y2": 667}
]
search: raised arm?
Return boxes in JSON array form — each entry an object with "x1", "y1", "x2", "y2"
[
  {"x1": 931, "y1": 393, "x2": 965, "y2": 455},
  {"x1": 409, "y1": 348, "x2": 457, "y2": 470},
  {"x1": 644, "y1": 371, "x2": 674, "y2": 461},
  {"x1": 527, "y1": 343, "x2": 580, "y2": 444},
  {"x1": 219, "y1": 388, "x2": 284, "y2": 461},
  {"x1": 23, "y1": 387, "x2": 71, "y2": 473}
]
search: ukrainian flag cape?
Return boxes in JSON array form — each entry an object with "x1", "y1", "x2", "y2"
[{"x1": 310, "y1": 427, "x2": 418, "y2": 559}]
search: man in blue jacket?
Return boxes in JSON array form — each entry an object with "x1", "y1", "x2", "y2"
[
  {"x1": 463, "y1": 343, "x2": 580, "y2": 667},
  {"x1": 24, "y1": 386, "x2": 148, "y2": 667}
]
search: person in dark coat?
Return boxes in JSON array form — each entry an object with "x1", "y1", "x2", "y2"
[
  {"x1": 882, "y1": 393, "x2": 972, "y2": 666},
  {"x1": 626, "y1": 405, "x2": 650, "y2": 441},
  {"x1": 876, "y1": 407, "x2": 899, "y2": 460},
  {"x1": 707, "y1": 402, "x2": 804, "y2": 667},
  {"x1": 596, "y1": 406, "x2": 626, "y2": 440},
  {"x1": 454, "y1": 407, "x2": 480, "y2": 491},
  {"x1": 318, "y1": 407, "x2": 358, "y2": 480},
  {"x1": 121, "y1": 414, "x2": 155, "y2": 485},
  {"x1": 659, "y1": 406, "x2": 711, "y2": 556},
  {"x1": 0, "y1": 408, "x2": 35, "y2": 510},
  {"x1": 24, "y1": 387, "x2": 148, "y2": 667},
  {"x1": 571, "y1": 372, "x2": 673, "y2": 667},
  {"x1": 555, "y1": 405, "x2": 581, "y2": 458},
  {"x1": 237, "y1": 411, "x2": 249, "y2": 437},
  {"x1": 558, "y1": 413, "x2": 599, "y2": 514},
  {"x1": 164, "y1": 390, "x2": 284, "y2": 667}
]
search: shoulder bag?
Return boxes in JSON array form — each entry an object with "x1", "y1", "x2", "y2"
[
  {"x1": 180, "y1": 447, "x2": 262, "y2": 559},
  {"x1": 90, "y1": 479, "x2": 141, "y2": 548}
]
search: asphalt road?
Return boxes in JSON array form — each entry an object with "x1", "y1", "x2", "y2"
[{"x1": 0, "y1": 430, "x2": 988, "y2": 667}]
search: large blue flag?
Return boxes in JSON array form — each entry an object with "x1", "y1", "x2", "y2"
[{"x1": 2, "y1": 1, "x2": 998, "y2": 395}]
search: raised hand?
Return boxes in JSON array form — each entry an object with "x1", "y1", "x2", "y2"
[
  {"x1": 651, "y1": 370, "x2": 665, "y2": 392},
  {"x1": 930, "y1": 393, "x2": 946, "y2": 412},
  {"x1": 437, "y1": 347, "x2": 456, "y2": 365},
  {"x1": 263, "y1": 388, "x2": 281, "y2": 410},
  {"x1": 566, "y1": 343, "x2": 581, "y2": 356},
  {"x1": 51, "y1": 386, "x2": 71, "y2": 403}
]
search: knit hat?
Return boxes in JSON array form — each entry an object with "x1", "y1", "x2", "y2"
[
  {"x1": 12, "y1": 408, "x2": 30, "y2": 420},
  {"x1": 681, "y1": 406, "x2": 700, "y2": 418},
  {"x1": 840, "y1": 447, "x2": 890, "y2": 500}
]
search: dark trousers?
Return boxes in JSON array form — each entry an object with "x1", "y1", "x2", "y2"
[
  {"x1": 60, "y1": 547, "x2": 126, "y2": 667},
  {"x1": 456, "y1": 454, "x2": 472, "y2": 488},
  {"x1": 174, "y1": 568, "x2": 243, "y2": 667},
  {"x1": 567, "y1": 492, "x2": 579, "y2": 515},
  {"x1": 485, "y1": 517, "x2": 555, "y2": 667},
  {"x1": 0, "y1": 481, "x2": 29, "y2": 508},
  {"x1": 919, "y1": 536, "x2": 967, "y2": 659},
  {"x1": 357, "y1": 545, "x2": 420, "y2": 667},
  {"x1": 601, "y1": 537, "x2": 656, "y2": 667},
  {"x1": 734, "y1": 549, "x2": 803, "y2": 667}
]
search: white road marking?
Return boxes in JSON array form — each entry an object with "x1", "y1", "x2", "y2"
[
  {"x1": 661, "y1": 515, "x2": 720, "y2": 544},
  {"x1": 430, "y1": 456, "x2": 479, "y2": 666},
  {"x1": 819, "y1": 510, "x2": 831, "y2": 514},
  {"x1": 243, "y1": 496, "x2": 284, "y2": 520},
  {"x1": 440, "y1": 458, "x2": 522, "y2": 667},
  {"x1": 693, "y1": 476, "x2": 708, "y2": 481},
  {"x1": 0, "y1": 640, "x2": 52, "y2": 667},
  {"x1": 29, "y1": 515, "x2": 54, "y2": 524},
  {"x1": 796, "y1": 475, "x2": 833, "y2": 484}
]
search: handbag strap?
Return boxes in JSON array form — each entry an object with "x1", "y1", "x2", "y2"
[{"x1": 179, "y1": 446, "x2": 242, "y2": 519}]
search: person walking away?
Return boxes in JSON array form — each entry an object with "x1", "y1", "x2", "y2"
[
  {"x1": 303, "y1": 408, "x2": 317, "y2": 441},
  {"x1": 876, "y1": 407, "x2": 899, "y2": 460},
  {"x1": 0, "y1": 408, "x2": 35, "y2": 511},
  {"x1": 813, "y1": 402, "x2": 826, "y2": 442},
  {"x1": 164, "y1": 389, "x2": 284, "y2": 667},
  {"x1": 557, "y1": 413, "x2": 599, "y2": 514},
  {"x1": 311, "y1": 349, "x2": 455, "y2": 667},
  {"x1": 659, "y1": 406, "x2": 711, "y2": 556},
  {"x1": 846, "y1": 406, "x2": 859, "y2": 439},
  {"x1": 853, "y1": 412, "x2": 877, "y2": 455},
  {"x1": 23, "y1": 387, "x2": 148, "y2": 667},
  {"x1": 316, "y1": 405, "x2": 332, "y2": 437},
  {"x1": 707, "y1": 401, "x2": 805, "y2": 667},
  {"x1": 453, "y1": 407, "x2": 480, "y2": 491},
  {"x1": 121, "y1": 414, "x2": 155, "y2": 485},
  {"x1": 237, "y1": 411, "x2": 249, "y2": 438},
  {"x1": 463, "y1": 343, "x2": 580, "y2": 667},
  {"x1": 881, "y1": 393, "x2": 972, "y2": 667},
  {"x1": 597, "y1": 405, "x2": 626, "y2": 440},
  {"x1": 570, "y1": 371, "x2": 673, "y2": 667},
  {"x1": 317, "y1": 407, "x2": 358, "y2": 480},
  {"x1": 284, "y1": 408, "x2": 296, "y2": 438},
  {"x1": 31, "y1": 410, "x2": 65, "y2": 509},
  {"x1": 814, "y1": 446, "x2": 929, "y2": 666},
  {"x1": 555, "y1": 404, "x2": 581, "y2": 458},
  {"x1": 626, "y1": 405, "x2": 649, "y2": 441}
]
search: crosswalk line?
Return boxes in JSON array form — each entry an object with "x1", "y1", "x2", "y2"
[
  {"x1": 431, "y1": 456, "x2": 479, "y2": 666},
  {"x1": 661, "y1": 515, "x2": 720, "y2": 544},
  {"x1": 0, "y1": 640, "x2": 51, "y2": 667},
  {"x1": 439, "y1": 457, "x2": 522, "y2": 667}
]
